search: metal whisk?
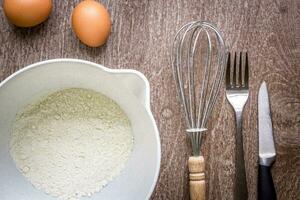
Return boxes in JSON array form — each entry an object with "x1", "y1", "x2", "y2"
[{"x1": 170, "y1": 21, "x2": 226, "y2": 200}]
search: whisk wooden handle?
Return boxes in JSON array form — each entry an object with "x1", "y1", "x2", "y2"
[{"x1": 188, "y1": 156, "x2": 205, "y2": 200}]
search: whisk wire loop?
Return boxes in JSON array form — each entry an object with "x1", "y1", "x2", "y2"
[{"x1": 171, "y1": 21, "x2": 226, "y2": 156}]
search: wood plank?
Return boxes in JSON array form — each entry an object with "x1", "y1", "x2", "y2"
[{"x1": 0, "y1": 0, "x2": 299, "y2": 199}]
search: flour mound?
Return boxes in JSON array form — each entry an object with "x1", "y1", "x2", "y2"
[{"x1": 10, "y1": 88, "x2": 134, "y2": 200}]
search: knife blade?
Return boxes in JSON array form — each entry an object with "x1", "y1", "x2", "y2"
[
  {"x1": 258, "y1": 81, "x2": 277, "y2": 200},
  {"x1": 258, "y1": 81, "x2": 276, "y2": 166}
]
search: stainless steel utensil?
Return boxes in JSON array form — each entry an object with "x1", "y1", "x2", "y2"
[
  {"x1": 258, "y1": 81, "x2": 277, "y2": 200},
  {"x1": 225, "y1": 52, "x2": 249, "y2": 200},
  {"x1": 171, "y1": 21, "x2": 226, "y2": 200}
]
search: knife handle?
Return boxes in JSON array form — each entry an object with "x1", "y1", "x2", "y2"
[
  {"x1": 188, "y1": 156, "x2": 205, "y2": 200},
  {"x1": 258, "y1": 164, "x2": 277, "y2": 200}
]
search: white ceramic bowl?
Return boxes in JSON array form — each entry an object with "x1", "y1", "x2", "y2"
[{"x1": 0, "y1": 59, "x2": 161, "y2": 200}]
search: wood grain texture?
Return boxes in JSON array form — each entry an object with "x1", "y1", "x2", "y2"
[{"x1": 0, "y1": 0, "x2": 299, "y2": 199}]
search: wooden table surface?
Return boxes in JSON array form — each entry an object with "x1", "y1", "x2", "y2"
[{"x1": 0, "y1": 0, "x2": 299, "y2": 199}]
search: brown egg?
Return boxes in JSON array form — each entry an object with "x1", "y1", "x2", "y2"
[
  {"x1": 3, "y1": 0, "x2": 52, "y2": 27},
  {"x1": 72, "y1": 0, "x2": 111, "y2": 47}
]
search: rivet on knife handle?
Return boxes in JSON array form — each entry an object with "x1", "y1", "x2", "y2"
[{"x1": 189, "y1": 156, "x2": 205, "y2": 200}]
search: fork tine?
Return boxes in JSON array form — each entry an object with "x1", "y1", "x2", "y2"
[
  {"x1": 233, "y1": 52, "x2": 237, "y2": 87},
  {"x1": 226, "y1": 52, "x2": 231, "y2": 87},
  {"x1": 244, "y1": 52, "x2": 249, "y2": 87},
  {"x1": 238, "y1": 52, "x2": 243, "y2": 87}
]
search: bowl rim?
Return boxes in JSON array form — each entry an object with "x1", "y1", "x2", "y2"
[{"x1": 0, "y1": 58, "x2": 161, "y2": 199}]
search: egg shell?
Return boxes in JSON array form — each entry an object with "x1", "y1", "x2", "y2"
[
  {"x1": 3, "y1": 0, "x2": 52, "y2": 27},
  {"x1": 72, "y1": 0, "x2": 111, "y2": 47}
]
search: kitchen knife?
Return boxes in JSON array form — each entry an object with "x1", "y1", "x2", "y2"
[{"x1": 258, "y1": 81, "x2": 277, "y2": 200}]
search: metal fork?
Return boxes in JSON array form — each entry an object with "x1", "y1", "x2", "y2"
[{"x1": 226, "y1": 52, "x2": 249, "y2": 200}]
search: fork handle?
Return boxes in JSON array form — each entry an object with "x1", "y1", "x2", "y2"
[
  {"x1": 234, "y1": 111, "x2": 248, "y2": 200},
  {"x1": 189, "y1": 156, "x2": 205, "y2": 200}
]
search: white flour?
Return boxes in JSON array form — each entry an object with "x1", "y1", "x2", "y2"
[{"x1": 10, "y1": 88, "x2": 134, "y2": 200}]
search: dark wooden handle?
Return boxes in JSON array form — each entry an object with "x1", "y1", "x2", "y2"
[{"x1": 258, "y1": 164, "x2": 277, "y2": 200}]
